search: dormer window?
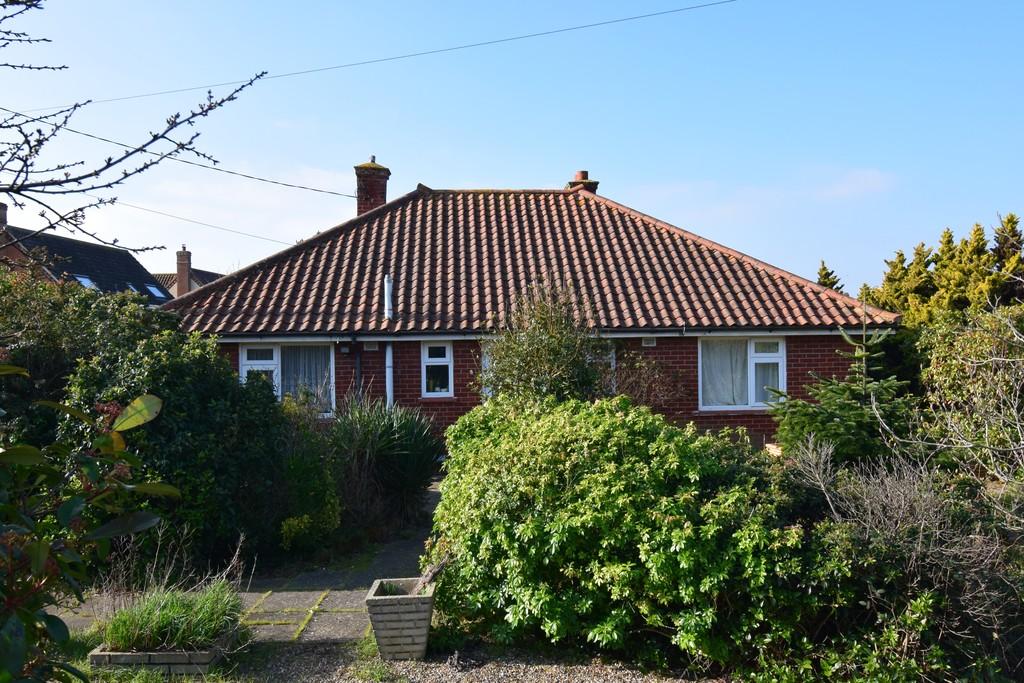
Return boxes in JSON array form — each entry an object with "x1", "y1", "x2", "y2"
[{"x1": 73, "y1": 274, "x2": 97, "y2": 289}]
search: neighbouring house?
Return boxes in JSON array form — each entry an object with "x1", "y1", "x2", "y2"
[
  {"x1": 153, "y1": 244, "x2": 223, "y2": 298},
  {"x1": 164, "y1": 159, "x2": 899, "y2": 441},
  {"x1": 0, "y1": 203, "x2": 172, "y2": 304}
]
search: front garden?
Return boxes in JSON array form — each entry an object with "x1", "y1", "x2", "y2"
[{"x1": 5, "y1": 239, "x2": 1024, "y2": 681}]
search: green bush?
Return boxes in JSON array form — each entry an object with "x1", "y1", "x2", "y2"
[
  {"x1": 771, "y1": 330, "x2": 915, "y2": 464},
  {"x1": 479, "y1": 280, "x2": 610, "y2": 401},
  {"x1": 0, "y1": 268, "x2": 177, "y2": 444},
  {"x1": 103, "y1": 580, "x2": 242, "y2": 651},
  {"x1": 65, "y1": 331, "x2": 291, "y2": 559},
  {"x1": 278, "y1": 396, "x2": 341, "y2": 552},
  {"x1": 330, "y1": 393, "x2": 443, "y2": 531},
  {"x1": 430, "y1": 396, "x2": 850, "y2": 667}
]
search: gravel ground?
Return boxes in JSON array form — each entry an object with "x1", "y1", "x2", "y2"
[{"x1": 383, "y1": 647, "x2": 719, "y2": 683}]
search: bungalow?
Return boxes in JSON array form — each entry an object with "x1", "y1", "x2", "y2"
[{"x1": 164, "y1": 159, "x2": 898, "y2": 441}]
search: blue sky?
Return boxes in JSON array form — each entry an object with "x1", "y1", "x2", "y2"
[{"x1": 6, "y1": 0, "x2": 1022, "y2": 290}]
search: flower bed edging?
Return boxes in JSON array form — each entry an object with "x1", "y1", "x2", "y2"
[
  {"x1": 365, "y1": 577, "x2": 435, "y2": 660},
  {"x1": 88, "y1": 633, "x2": 233, "y2": 674}
]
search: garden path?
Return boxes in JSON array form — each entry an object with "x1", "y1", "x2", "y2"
[{"x1": 63, "y1": 480, "x2": 441, "y2": 646}]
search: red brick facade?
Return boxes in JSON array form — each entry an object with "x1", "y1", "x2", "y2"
[{"x1": 220, "y1": 334, "x2": 852, "y2": 443}]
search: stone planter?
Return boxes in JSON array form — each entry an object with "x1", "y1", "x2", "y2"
[
  {"x1": 365, "y1": 577, "x2": 435, "y2": 660},
  {"x1": 88, "y1": 633, "x2": 233, "y2": 674}
]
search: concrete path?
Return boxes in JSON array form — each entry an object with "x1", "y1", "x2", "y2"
[{"x1": 65, "y1": 481, "x2": 440, "y2": 647}]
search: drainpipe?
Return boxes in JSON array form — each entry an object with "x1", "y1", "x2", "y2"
[{"x1": 384, "y1": 342, "x2": 394, "y2": 407}]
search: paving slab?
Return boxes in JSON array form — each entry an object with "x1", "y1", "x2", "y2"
[
  {"x1": 298, "y1": 610, "x2": 369, "y2": 643},
  {"x1": 320, "y1": 589, "x2": 369, "y2": 611}
]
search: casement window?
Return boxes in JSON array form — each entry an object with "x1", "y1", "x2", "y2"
[
  {"x1": 239, "y1": 344, "x2": 334, "y2": 413},
  {"x1": 698, "y1": 337, "x2": 785, "y2": 410},
  {"x1": 421, "y1": 342, "x2": 454, "y2": 398}
]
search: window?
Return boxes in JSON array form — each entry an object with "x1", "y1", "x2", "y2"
[
  {"x1": 73, "y1": 274, "x2": 97, "y2": 289},
  {"x1": 125, "y1": 283, "x2": 139, "y2": 293},
  {"x1": 239, "y1": 344, "x2": 334, "y2": 413},
  {"x1": 421, "y1": 342, "x2": 453, "y2": 397},
  {"x1": 699, "y1": 337, "x2": 785, "y2": 410},
  {"x1": 145, "y1": 284, "x2": 167, "y2": 299}
]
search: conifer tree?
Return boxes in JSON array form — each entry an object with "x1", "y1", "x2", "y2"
[{"x1": 816, "y1": 260, "x2": 845, "y2": 292}]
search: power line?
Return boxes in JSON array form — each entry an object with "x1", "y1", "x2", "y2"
[
  {"x1": 95, "y1": 196, "x2": 293, "y2": 246},
  {"x1": 21, "y1": 1, "x2": 737, "y2": 112},
  {"x1": 0, "y1": 105, "x2": 357, "y2": 198}
]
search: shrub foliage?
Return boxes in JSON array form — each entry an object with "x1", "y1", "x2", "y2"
[{"x1": 430, "y1": 397, "x2": 849, "y2": 668}]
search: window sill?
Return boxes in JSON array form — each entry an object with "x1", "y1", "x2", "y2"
[
  {"x1": 419, "y1": 395, "x2": 458, "y2": 403},
  {"x1": 695, "y1": 407, "x2": 772, "y2": 415}
]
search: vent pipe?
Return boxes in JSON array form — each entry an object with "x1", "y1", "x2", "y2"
[{"x1": 383, "y1": 274, "x2": 394, "y2": 320}]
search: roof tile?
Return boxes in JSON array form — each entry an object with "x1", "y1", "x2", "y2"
[{"x1": 165, "y1": 186, "x2": 899, "y2": 334}]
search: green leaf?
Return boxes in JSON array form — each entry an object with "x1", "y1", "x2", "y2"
[
  {"x1": 86, "y1": 511, "x2": 161, "y2": 540},
  {"x1": 0, "y1": 365, "x2": 29, "y2": 378},
  {"x1": 0, "y1": 614, "x2": 26, "y2": 676},
  {"x1": 33, "y1": 400, "x2": 92, "y2": 423},
  {"x1": 0, "y1": 445, "x2": 44, "y2": 466},
  {"x1": 57, "y1": 497, "x2": 86, "y2": 528},
  {"x1": 28, "y1": 541, "x2": 49, "y2": 576},
  {"x1": 111, "y1": 394, "x2": 162, "y2": 432},
  {"x1": 42, "y1": 613, "x2": 70, "y2": 644},
  {"x1": 127, "y1": 482, "x2": 181, "y2": 499}
]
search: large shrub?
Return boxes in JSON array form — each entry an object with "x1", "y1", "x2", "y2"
[
  {"x1": 430, "y1": 396, "x2": 850, "y2": 668},
  {"x1": 330, "y1": 393, "x2": 443, "y2": 532},
  {"x1": 1, "y1": 365, "x2": 174, "y2": 682},
  {"x1": 64, "y1": 331, "x2": 290, "y2": 559},
  {"x1": 0, "y1": 268, "x2": 177, "y2": 444},
  {"x1": 279, "y1": 396, "x2": 341, "y2": 552},
  {"x1": 480, "y1": 280, "x2": 610, "y2": 401}
]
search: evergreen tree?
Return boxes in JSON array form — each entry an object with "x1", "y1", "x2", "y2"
[
  {"x1": 992, "y1": 213, "x2": 1023, "y2": 301},
  {"x1": 816, "y1": 260, "x2": 845, "y2": 292}
]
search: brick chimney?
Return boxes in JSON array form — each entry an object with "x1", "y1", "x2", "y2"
[
  {"x1": 567, "y1": 170, "x2": 599, "y2": 193},
  {"x1": 175, "y1": 244, "x2": 191, "y2": 298},
  {"x1": 354, "y1": 156, "x2": 391, "y2": 215}
]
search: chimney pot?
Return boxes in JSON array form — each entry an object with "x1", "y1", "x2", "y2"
[
  {"x1": 175, "y1": 244, "x2": 191, "y2": 298},
  {"x1": 354, "y1": 157, "x2": 391, "y2": 215},
  {"x1": 567, "y1": 170, "x2": 599, "y2": 193}
]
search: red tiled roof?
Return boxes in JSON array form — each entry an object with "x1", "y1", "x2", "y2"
[{"x1": 165, "y1": 185, "x2": 898, "y2": 335}]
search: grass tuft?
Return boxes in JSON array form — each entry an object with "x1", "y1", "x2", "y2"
[{"x1": 104, "y1": 579, "x2": 243, "y2": 651}]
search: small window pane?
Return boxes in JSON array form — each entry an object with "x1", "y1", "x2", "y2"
[
  {"x1": 281, "y1": 346, "x2": 332, "y2": 411},
  {"x1": 425, "y1": 365, "x2": 450, "y2": 393},
  {"x1": 246, "y1": 369, "x2": 275, "y2": 388},
  {"x1": 754, "y1": 362, "x2": 781, "y2": 403},
  {"x1": 246, "y1": 348, "x2": 274, "y2": 361},
  {"x1": 74, "y1": 275, "x2": 97, "y2": 289},
  {"x1": 701, "y1": 339, "x2": 748, "y2": 406},
  {"x1": 427, "y1": 345, "x2": 448, "y2": 360},
  {"x1": 753, "y1": 341, "x2": 779, "y2": 354},
  {"x1": 145, "y1": 284, "x2": 167, "y2": 299}
]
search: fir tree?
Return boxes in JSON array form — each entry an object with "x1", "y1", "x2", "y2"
[
  {"x1": 816, "y1": 260, "x2": 844, "y2": 292},
  {"x1": 992, "y1": 213, "x2": 1023, "y2": 301}
]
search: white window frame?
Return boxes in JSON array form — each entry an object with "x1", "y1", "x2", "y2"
[
  {"x1": 239, "y1": 343, "x2": 335, "y2": 415},
  {"x1": 421, "y1": 342, "x2": 454, "y2": 398},
  {"x1": 697, "y1": 337, "x2": 786, "y2": 411}
]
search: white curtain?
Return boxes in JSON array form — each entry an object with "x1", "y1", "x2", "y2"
[
  {"x1": 281, "y1": 346, "x2": 331, "y2": 411},
  {"x1": 702, "y1": 339, "x2": 747, "y2": 406},
  {"x1": 754, "y1": 362, "x2": 780, "y2": 403}
]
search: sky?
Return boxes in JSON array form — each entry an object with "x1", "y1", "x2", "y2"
[{"x1": 4, "y1": 0, "x2": 1023, "y2": 291}]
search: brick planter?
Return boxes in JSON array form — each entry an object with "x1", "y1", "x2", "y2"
[
  {"x1": 365, "y1": 578, "x2": 434, "y2": 660},
  {"x1": 88, "y1": 634, "x2": 232, "y2": 674}
]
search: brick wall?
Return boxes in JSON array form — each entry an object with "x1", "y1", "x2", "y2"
[{"x1": 222, "y1": 335, "x2": 852, "y2": 443}]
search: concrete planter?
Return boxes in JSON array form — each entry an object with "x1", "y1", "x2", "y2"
[
  {"x1": 88, "y1": 633, "x2": 234, "y2": 674},
  {"x1": 365, "y1": 577, "x2": 435, "y2": 660}
]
